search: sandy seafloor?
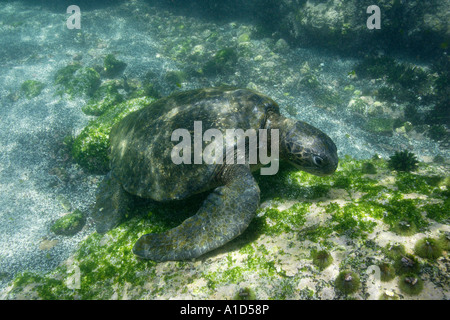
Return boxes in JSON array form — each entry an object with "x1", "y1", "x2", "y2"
[{"x1": 0, "y1": 0, "x2": 448, "y2": 297}]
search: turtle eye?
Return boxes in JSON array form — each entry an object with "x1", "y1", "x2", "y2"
[{"x1": 313, "y1": 155, "x2": 324, "y2": 166}]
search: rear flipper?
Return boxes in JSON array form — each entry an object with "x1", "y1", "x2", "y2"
[
  {"x1": 133, "y1": 165, "x2": 260, "y2": 261},
  {"x1": 92, "y1": 172, "x2": 132, "y2": 233}
]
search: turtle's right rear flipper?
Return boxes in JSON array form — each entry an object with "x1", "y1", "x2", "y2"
[{"x1": 92, "y1": 172, "x2": 131, "y2": 233}]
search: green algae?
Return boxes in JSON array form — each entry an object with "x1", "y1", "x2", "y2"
[
  {"x1": 81, "y1": 81, "x2": 124, "y2": 116},
  {"x1": 103, "y1": 54, "x2": 127, "y2": 78},
  {"x1": 298, "y1": 224, "x2": 334, "y2": 244},
  {"x1": 82, "y1": 93, "x2": 123, "y2": 116},
  {"x1": 261, "y1": 203, "x2": 309, "y2": 236},
  {"x1": 423, "y1": 200, "x2": 450, "y2": 223},
  {"x1": 6, "y1": 155, "x2": 449, "y2": 299},
  {"x1": 259, "y1": 156, "x2": 442, "y2": 245},
  {"x1": 382, "y1": 198, "x2": 427, "y2": 235},
  {"x1": 395, "y1": 173, "x2": 442, "y2": 195},
  {"x1": 50, "y1": 209, "x2": 86, "y2": 236},
  {"x1": 20, "y1": 80, "x2": 45, "y2": 99},
  {"x1": 327, "y1": 202, "x2": 378, "y2": 239},
  {"x1": 23, "y1": 216, "x2": 159, "y2": 299},
  {"x1": 54, "y1": 63, "x2": 81, "y2": 89},
  {"x1": 256, "y1": 162, "x2": 332, "y2": 201},
  {"x1": 10, "y1": 271, "x2": 70, "y2": 300},
  {"x1": 54, "y1": 64, "x2": 100, "y2": 98},
  {"x1": 272, "y1": 278, "x2": 297, "y2": 300},
  {"x1": 204, "y1": 265, "x2": 247, "y2": 288},
  {"x1": 201, "y1": 254, "x2": 277, "y2": 295}
]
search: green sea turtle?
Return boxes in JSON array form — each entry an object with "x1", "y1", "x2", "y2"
[{"x1": 92, "y1": 87, "x2": 338, "y2": 261}]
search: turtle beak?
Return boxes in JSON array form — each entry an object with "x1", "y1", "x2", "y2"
[{"x1": 323, "y1": 154, "x2": 339, "y2": 175}]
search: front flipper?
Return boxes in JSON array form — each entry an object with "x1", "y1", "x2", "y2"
[
  {"x1": 133, "y1": 165, "x2": 260, "y2": 261},
  {"x1": 92, "y1": 172, "x2": 132, "y2": 233}
]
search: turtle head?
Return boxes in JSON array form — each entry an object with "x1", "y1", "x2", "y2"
[{"x1": 281, "y1": 119, "x2": 338, "y2": 176}]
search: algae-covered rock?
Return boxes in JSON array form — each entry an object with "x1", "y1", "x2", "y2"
[
  {"x1": 81, "y1": 92, "x2": 123, "y2": 116},
  {"x1": 20, "y1": 80, "x2": 45, "y2": 99},
  {"x1": 203, "y1": 47, "x2": 238, "y2": 75},
  {"x1": 72, "y1": 96, "x2": 155, "y2": 173},
  {"x1": 54, "y1": 64, "x2": 101, "y2": 98},
  {"x1": 81, "y1": 81, "x2": 124, "y2": 116},
  {"x1": 103, "y1": 54, "x2": 127, "y2": 78},
  {"x1": 54, "y1": 63, "x2": 81, "y2": 88},
  {"x1": 50, "y1": 209, "x2": 86, "y2": 236}
]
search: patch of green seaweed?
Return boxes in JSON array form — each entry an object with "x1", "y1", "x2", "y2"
[
  {"x1": 103, "y1": 54, "x2": 127, "y2": 78},
  {"x1": 423, "y1": 200, "x2": 450, "y2": 223},
  {"x1": 10, "y1": 271, "x2": 70, "y2": 300},
  {"x1": 6, "y1": 155, "x2": 448, "y2": 299},
  {"x1": 327, "y1": 203, "x2": 378, "y2": 239},
  {"x1": 20, "y1": 80, "x2": 45, "y2": 99},
  {"x1": 381, "y1": 198, "x2": 428, "y2": 235},
  {"x1": 50, "y1": 209, "x2": 86, "y2": 236},
  {"x1": 261, "y1": 203, "x2": 309, "y2": 236},
  {"x1": 81, "y1": 81, "x2": 124, "y2": 116},
  {"x1": 256, "y1": 161, "x2": 333, "y2": 201},
  {"x1": 395, "y1": 173, "x2": 443, "y2": 195},
  {"x1": 54, "y1": 64, "x2": 100, "y2": 98}
]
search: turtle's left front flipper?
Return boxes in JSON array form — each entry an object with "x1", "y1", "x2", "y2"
[
  {"x1": 133, "y1": 165, "x2": 260, "y2": 261},
  {"x1": 92, "y1": 172, "x2": 132, "y2": 233}
]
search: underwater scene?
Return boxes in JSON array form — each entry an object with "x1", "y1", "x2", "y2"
[{"x1": 0, "y1": 0, "x2": 449, "y2": 302}]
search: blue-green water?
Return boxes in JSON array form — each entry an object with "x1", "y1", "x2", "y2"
[{"x1": 0, "y1": 0, "x2": 448, "y2": 300}]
